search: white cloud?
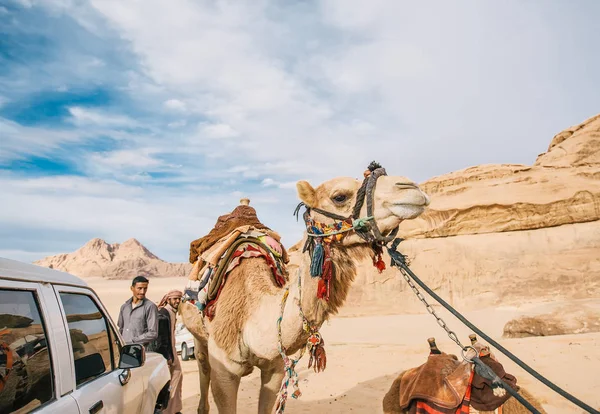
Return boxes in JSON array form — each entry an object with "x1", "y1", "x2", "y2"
[
  {"x1": 85, "y1": 57, "x2": 106, "y2": 68},
  {"x1": 198, "y1": 122, "x2": 239, "y2": 139},
  {"x1": 261, "y1": 178, "x2": 275, "y2": 187},
  {"x1": 0, "y1": 175, "x2": 143, "y2": 197},
  {"x1": 14, "y1": 0, "x2": 33, "y2": 8},
  {"x1": 167, "y1": 120, "x2": 187, "y2": 128},
  {"x1": 164, "y1": 99, "x2": 187, "y2": 111},
  {"x1": 86, "y1": 149, "x2": 172, "y2": 179},
  {"x1": 261, "y1": 177, "x2": 297, "y2": 189},
  {"x1": 68, "y1": 107, "x2": 138, "y2": 127},
  {"x1": 0, "y1": 118, "x2": 86, "y2": 161},
  {"x1": 277, "y1": 181, "x2": 297, "y2": 190}
]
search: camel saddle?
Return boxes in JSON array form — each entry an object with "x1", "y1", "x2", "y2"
[
  {"x1": 399, "y1": 353, "x2": 472, "y2": 412},
  {"x1": 188, "y1": 201, "x2": 290, "y2": 320},
  {"x1": 189, "y1": 203, "x2": 288, "y2": 264}
]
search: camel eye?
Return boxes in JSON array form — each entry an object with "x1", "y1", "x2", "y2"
[{"x1": 331, "y1": 193, "x2": 348, "y2": 204}]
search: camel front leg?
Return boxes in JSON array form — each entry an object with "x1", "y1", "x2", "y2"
[
  {"x1": 194, "y1": 337, "x2": 211, "y2": 414},
  {"x1": 258, "y1": 360, "x2": 285, "y2": 414},
  {"x1": 209, "y1": 354, "x2": 241, "y2": 414}
]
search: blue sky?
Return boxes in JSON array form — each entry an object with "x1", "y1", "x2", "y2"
[{"x1": 1, "y1": 0, "x2": 600, "y2": 264}]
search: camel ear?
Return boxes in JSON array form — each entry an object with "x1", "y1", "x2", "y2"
[{"x1": 296, "y1": 180, "x2": 317, "y2": 207}]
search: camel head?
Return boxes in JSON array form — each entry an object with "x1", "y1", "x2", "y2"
[{"x1": 296, "y1": 162, "x2": 430, "y2": 246}]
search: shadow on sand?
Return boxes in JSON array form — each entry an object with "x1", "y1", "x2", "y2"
[{"x1": 181, "y1": 371, "x2": 399, "y2": 413}]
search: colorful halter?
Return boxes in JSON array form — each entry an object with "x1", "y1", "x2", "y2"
[{"x1": 294, "y1": 161, "x2": 394, "y2": 300}]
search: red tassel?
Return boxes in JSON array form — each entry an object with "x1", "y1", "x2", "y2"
[
  {"x1": 307, "y1": 336, "x2": 327, "y2": 373},
  {"x1": 322, "y1": 258, "x2": 333, "y2": 281},
  {"x1": 317, "y1": 245, "x2": 333, "y2": 301},
  {"x1": 317, "y1": 279, "x2": 327, "y2": 299},
  {"x1": 373, "y1": 252, "x2": 386, "y2": 273},
  {"x1": 314, "y1": 345, "x2": 327, "y2": 372}
]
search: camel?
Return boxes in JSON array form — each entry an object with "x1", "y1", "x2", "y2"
[
  {"x1": 179, "y1": 163, "x2": 431, "y2": 414},
  {"x1": 382, "y1": 337, "x2": 547, "y2": 414}
]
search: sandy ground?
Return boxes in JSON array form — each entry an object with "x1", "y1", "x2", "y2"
[{"x1": 86, "y1": 277, "x2": 600, "y2": 414}]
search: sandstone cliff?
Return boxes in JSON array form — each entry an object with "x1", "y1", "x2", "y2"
[
  {"x1": 338, "y1": 113, "x2": 600, "y2": 314},
  {"x1": 34, "y1": 238, "x2": 192, "y2": 280},
  {"x1": 398, "y1": 113, "x2": 600, "y2": 239}
]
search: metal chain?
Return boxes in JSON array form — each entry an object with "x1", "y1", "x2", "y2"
[{"x1": 397, "y1": 266, "x2": 466, "y2": 351}]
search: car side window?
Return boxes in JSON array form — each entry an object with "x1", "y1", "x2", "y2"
[
  {"x1": 59, "y1": 293, "x2": 112, "y2": 387},
  {"x1": 0, "y1": 289, "x2": 54, "y2": 413}
]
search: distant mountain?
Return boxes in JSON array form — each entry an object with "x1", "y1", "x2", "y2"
[{"x1": 34, "y1": 238, "x2": 192, "y2": 279}]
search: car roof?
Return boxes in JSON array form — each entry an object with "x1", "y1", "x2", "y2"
[{"x1": 0, "y1": 257, "x2": 89, "y2": 287}]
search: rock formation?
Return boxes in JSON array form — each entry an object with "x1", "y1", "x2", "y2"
[
  {"x1": 34, "y1": 238, "x2": 192, "y2": 279},
  {"x1": 502, "y1": 300, "x2": 600, "y2": 338}
]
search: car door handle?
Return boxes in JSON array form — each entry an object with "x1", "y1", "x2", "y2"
[{"x1": 89, "y1": 400, "x2": 103, "y2": 414}]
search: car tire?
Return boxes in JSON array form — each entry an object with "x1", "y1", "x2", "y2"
[{"x1": 181, "y1": 343, "x2": 190, "y2": 361}]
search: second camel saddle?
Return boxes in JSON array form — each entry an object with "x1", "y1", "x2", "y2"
[{"x1": 384, "y1": 336, "x2": 519, "y2": 414}]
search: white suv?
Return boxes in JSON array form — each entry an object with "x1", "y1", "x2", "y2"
[
  {"x1": 174, "y1": 323, "x2": 195, "y2": 361},
  {"x1": 0, "y1": 258, "x2": 171, "y2": 414}
]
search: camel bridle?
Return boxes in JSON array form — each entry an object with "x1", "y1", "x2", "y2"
[{"x1": 294, "y1": 161, "x2": 400, "y2": 253}]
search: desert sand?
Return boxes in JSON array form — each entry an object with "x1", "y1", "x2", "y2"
[{"x1": 87, "y1": 276, "x2": 600, "y2": 414}]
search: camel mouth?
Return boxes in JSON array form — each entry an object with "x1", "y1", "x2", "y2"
[
  {"x1": 391, "y1": 199, "x2": 429, "y2": 207},
  {"x1": 387, "y1": 203, "x2": 426, "y2": 219}
]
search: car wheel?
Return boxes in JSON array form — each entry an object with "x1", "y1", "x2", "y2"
[{"x1": 181, "y1": 343, "x2": 190, "y2": 361}]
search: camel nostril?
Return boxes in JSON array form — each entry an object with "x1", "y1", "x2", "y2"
[{"x1": 395, "y1": 182, "x2": 418, "y2": 190}]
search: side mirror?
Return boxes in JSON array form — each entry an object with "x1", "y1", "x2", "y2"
[{"x1": 118, "y1": 344, "x2": 145, "y2": 369}]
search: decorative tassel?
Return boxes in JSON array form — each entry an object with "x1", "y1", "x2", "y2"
[
  {"x1": 307, "y1": 334, "x2": 327, "y2": 373},
  {"x1": 313, "y1": 345, "x2": 327, "y2": 372},
  {"x1": 374, "y1": 252, "x2": 386, "y2": 273},
  {"x1": 322, "y1": 245, "x2": 333, "y2": 279},
  {"x1": 317, "y1": 245, "x2": 333, "y2": 300},
  {"x1": 317, "y1": 279, "x2": 327, "y2": 299},
  {"x1": 310, "y1": 242, "x2": 324, "y2": 277}
]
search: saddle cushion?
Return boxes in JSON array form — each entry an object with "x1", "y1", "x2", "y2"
[
  {"x1": 399, "y1": 353, "x2": 472, "y2": 411},
  {"x1": 189, "y1": 204, "x2": 289, "y2": 264}
]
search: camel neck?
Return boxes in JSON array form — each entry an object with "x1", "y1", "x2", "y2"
[
  {"x1": 293, "y1": 243, "x2": 367, "y2": 327},
  {"x1": 294, "y1": 263, "x2": 328, "y2": 327}
]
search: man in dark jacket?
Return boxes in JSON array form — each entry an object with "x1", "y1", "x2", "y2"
[
  {"x1": 157, "y1": 289, "x2": 184, "y2": 414},
  {"x1": 149, "y1": 306, "x2": 174, "y2": 362}
]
